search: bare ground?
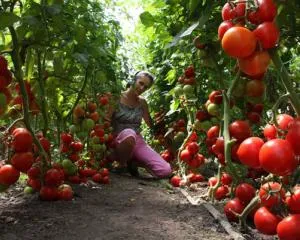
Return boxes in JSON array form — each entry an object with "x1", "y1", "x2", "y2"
[
  {"x1": 0, "y1": 172, "x2": 279, "y2": 240},
  {"x1": 0, "y1": 173, "x2": 231, "y2": 240}
]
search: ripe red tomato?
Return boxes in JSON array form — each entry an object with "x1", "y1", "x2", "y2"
[
  {"x1": 39, "y1": 186, "x2": 58, "y2": 201},
  {"x1": 286, "y1": 118, "x2": 300, "y2": 155},
  {"x1": 27, "y1": 178, "x2": 41, "y2": 190},
  {"x1": 230, "y1": 143, "x2": 240, "y2": 163},
  {"x1": 0, "y1": 76, "x2": 10, "y2": 91},
  {"x1": 44, "y1": 168, "x2": 64, "y2": 187},
  {"x1": 58, "y1": 184, "x2": 73, "y2": 201},
  {"x1": 188, "y1": 153, "x2": 205, "y2": 168},
  {"x1": 170, "y1": 175, "x2": 181, "y2": 187},
  {"x1": 256, "y1": 0, "x2": 277, "y2": 23},
  {"x1": 215, "y1": 185, "x2": 229, "y2": 200},
  {"x1": 27, "y1": 166, "x2": 41, "y2": 179},
  {"x1": 70, "y1": 141, "x2": 84, "y2": 152},
  {"x1": 183, "y1": 77, "x2": 196, "y2": 85},
  {"x1": 87, "y1": 101, "x2": 97, "y2": 112},
  {"x1": 68, "y1": 153, "x2": 79, "y2": 162},
  {"x1": 73, "y1": 105, "x2": 85, "y2": 118},
  {"x1": 186, "y1": 142, "x2": 199, "y2": 155},
  {"x1": 259, "y1": 182, "x2": 285, "y2": 208},
  {"x1": 224, "y1": 198, "x2": 245, "y2": 222},
  {"x1": 252, "y1": 103, "x2": 264, "y2": 114},
  {"x1": 221, "y1": 1, "x2": 245, "y2": 21},
  {"x1": 89, "y1": 112, "x2": 100, "y2": 122},
  {"x1": 238, "y1": 51, "x2": 271, "y2": 76},
  {"x1": 254, "y1": 207, "x2": 281, "y2": 235},
  {"x1": 218, "y1": 21, "x2": 234, "y2": 40},
  {"x1": 10, "y1": 151, "x2": 34, "y2": 173},
  {"x1": 245, "y1": 79, "x2": 265, "y2": 97},
  {"x1": 68, "y1": 175, "x2": 81, "y2": 184},
  {"x1": 229, "y1": 120, "x2": 252, "y2": 142},
  {"x1": 0, "y1": 55, "x2": 8, "y2": 73},
  {"x1": 263, "y1": 124, "x2": 277, "y2": 140},
  {"x1": 259, "y1": 139, "x2": 297, "y2": 176},
  {"x1": 209, "y1": 90, "x2": 223, "y2": 104},
  {"x1": 184, "y1": 65, "x2": 195, "y2": 78},
  {"x1": 247, "y1": 111, "x2": 261, "y2": 124},
  {"x1": 286, "y1": 186, "x2": 300, "y2": 214},
  {"x1": 196, "y1": 109, "x2": 209, "y2": 121},
  {"x1": 0, "y1": 164, "x2": 20, "y2": 186},
  {"x1": 235, "y1": 183, "x2": 256, "y2": 204},
  {"x1": 60, "y1": 132, "x2": 73, "y2": 144},
  {"x1": 253, "y1": 22, "x2": 279, "y2": 49},
  {"x1": 92, "y1": 173, "x2": 102, "y2": 183},
  {"x1": 221, "y1": 173, "x2": 232, "y2": 185},
  {"x1": 101, "y1": 175, "x2": 109, "y2": 184},
  {"x1": 237, "y1": 137, "x2": 264, "y2": 168},
  {"x1": 208, "y1": 176, "x2": 217, "y2": 187},
  {"x1": 180, "y1": 149, "x2": 192, "y2": 163},
  {"x1": 189, "y1": 173, "x2": 205, "y2": 183},
  {"x1": 222, "y1": 27, "x2": 257, "y2": 58},
  {"x1": 38, "y1": 137, "x2": 51, "y2": 152},
  {"x1": 193, "y1": 36, "x2": 205, "y2": 49},
  {"x1": 12, "y1": 128, "x2": 33, "y2": 152},
  {"x1": 207, "y1": 125, "x2": 220, "y2": 139},
  {"x1": 277, "y1": 114, "x2": 294, "y2": 131},
  {"x1": 277, "y1": 214, "x2": 300, "y2": 240},
  {"x1": 100, "y1": 168, "x2": 109, "y2": 177}
]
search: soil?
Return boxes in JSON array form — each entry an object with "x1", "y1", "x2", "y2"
[
  {"x1": 0, "y1": 172, "x2": 277, "y2": 240},
  {"x1": 0, "y1": 173, "x2": 231, "y2": 240}
]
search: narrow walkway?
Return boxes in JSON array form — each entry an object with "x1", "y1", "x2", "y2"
[{"x1": 0, "y1": 174, "x2": 232, "y2": 240}]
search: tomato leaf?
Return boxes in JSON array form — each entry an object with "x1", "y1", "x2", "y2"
[
  {"x1": 140, "y1": 11, "x2": 155, "y2": 27},
  {"x1": 0, "y1": 12, "x2": 20, "y2": 30},
  {"x1": 165, "y1": 69, "x2": 177, "y2": 84}
]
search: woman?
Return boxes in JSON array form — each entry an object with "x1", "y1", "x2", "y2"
[{"x1": 106, "y1": 71, "x2": 172, "y2": 178}]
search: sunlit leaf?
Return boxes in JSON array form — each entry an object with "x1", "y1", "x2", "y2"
[
  {"x1": 140, "y1": 11, "x2": 155, "y2": 27},
  {"x1": 165, "y1": 69, "x2": 177, "y2": 84}
]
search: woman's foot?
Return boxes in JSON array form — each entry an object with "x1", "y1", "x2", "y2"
[
  {"x1": 110, "y1": 166, "x2": 128, "y2": 174},
  {"x1": 127, "y1": 161, "x2": 139, "y2": 177}
]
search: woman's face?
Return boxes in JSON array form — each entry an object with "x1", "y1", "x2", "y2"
[{"x1": 133, "y1": 75, "x2": 152, "y2": 95}]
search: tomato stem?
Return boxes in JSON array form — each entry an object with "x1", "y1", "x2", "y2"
[
  {"x1": 8, "y1": 26, "x2": 50, "y2": 180},
  {"x1": 238, "y1": 195, "x2": 260, "y2": 229},
  {"x1": 269, "y1": 49, "x2": 300, "y2": 116},
  {"x1": 37, "y1": 50, "x2": 49, "y2": 136}
]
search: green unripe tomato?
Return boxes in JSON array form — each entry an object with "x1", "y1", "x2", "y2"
[
  {"x1": 82, "y1": 118, "x2": 95, "y2": 131},
  {"x1": 174, "y1": 131, "x2": 185, "y2": 143},
  {"x1": 174, "y1": 85, "x2": 183, "y2": 97},
  {"x1": 183, "y1": 84, "x2": 194, "y2": 96},
  {"x1": 199, "y1": 120, "x2": 212, "y2": 131},
  {"x1": 62, "y1": 159, "x2": 73, "y2": 169},
  {"x1": 207, "y1": 103, "x2": 220, "y2": 117},
  {"x1": 69, "y1": 124, "x2": 79, "y2": 134},
  {"x1": 24, "y1": 186, "x2": 34, "y2": 194}
]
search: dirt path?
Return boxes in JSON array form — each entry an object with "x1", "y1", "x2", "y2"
[{"x1": 0, "y1": 173, "x2": 234, "y2": 240}]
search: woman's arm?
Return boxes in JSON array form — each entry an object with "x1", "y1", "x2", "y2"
[{"x1": 140, "y1": 98, "x2": 154, "y2": 128}]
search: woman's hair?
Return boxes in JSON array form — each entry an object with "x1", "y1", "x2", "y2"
[{"x1": 126, "y1": 70, "x2": 154, "y2": 88}]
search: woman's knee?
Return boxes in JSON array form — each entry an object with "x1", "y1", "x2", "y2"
[
  {"x1": 152, "y1": 162, "x2": 172, "y2": 179},
  {"x1": 117, "y1": 136, "x2": 136, "y2": 151}
]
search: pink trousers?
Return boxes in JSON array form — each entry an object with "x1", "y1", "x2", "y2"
[{"x1": 114, "y1": 129, "x2": 172, "y2": 178}]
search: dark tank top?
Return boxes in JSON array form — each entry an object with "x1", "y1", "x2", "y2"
[{"x1": 112, "y1": 102, "x2": 144, "y2": 134}]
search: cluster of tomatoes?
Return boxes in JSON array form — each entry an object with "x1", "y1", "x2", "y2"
[
  {"x1": 173, "y1": 65, "x2": 197, "y2": 100},
  {"x1": 0, "y1": 56, "x2": 13, "y2": 115},
  {"x1": 219, "y1": 0, "x2": 279, "y2": 107},
  {"x1": 219, "y1": 0, "x2": 278, "y2": 75},
  {"x1": 206, "y1": 114, "x2": 300, "y2": 238},
  {"x1": 12, "y1": 81, "x2": 40, "y2": 115},
  {"x1": 170, "y1": 132, "x2": 206, "y2": 187}
]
